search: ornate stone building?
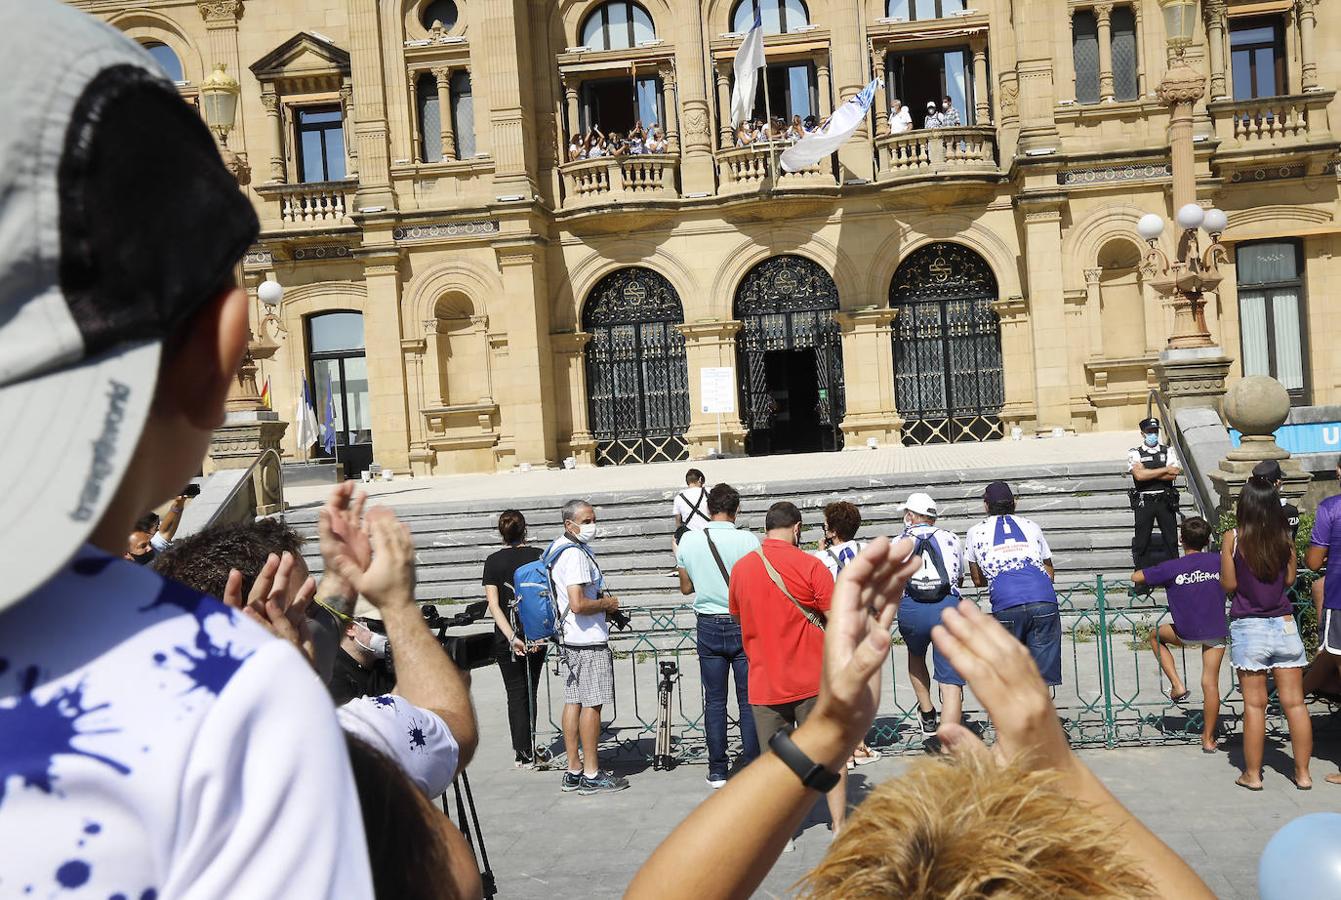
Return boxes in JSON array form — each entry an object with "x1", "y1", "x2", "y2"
[{"x1": 76, "y1": 0, "x2": 1340, "y2": 475}]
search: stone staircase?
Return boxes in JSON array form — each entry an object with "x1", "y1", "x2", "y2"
[{"x1": 285, "y1": 459, "x2": 1171, "y2": 612}]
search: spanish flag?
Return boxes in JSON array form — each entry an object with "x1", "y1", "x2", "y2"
[{"x1": 260, "y1": 377, "x2": 272, "y2": 410}]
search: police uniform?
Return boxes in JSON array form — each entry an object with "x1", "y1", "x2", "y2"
[{"x1": 1128, "y1": 418, "x2": 1180, "y2": 569}]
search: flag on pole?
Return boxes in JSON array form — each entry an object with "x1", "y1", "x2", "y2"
[
  {"x1": 259, "y1": 376, "x2": 272, "y2": 410},
  {"x1": 730, "y1": 9, "x2": 765, "y2": 128},
  {"x1": 319, "y1": 374, "x2": 338, "y2": 456},
  {"x1": 294, "y1": 375, "x2": 320, "y2": 455},
  {"x1": 779, "y1": 78, "x2": 880, "y2": 172}
]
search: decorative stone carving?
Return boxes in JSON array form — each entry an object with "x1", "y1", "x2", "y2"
[
  {"x1": 1156, "y1": 63, "x2": 1206, "y2": 106},
  {"x1": 1210, "y1": 375, "x2": 1311, "y2": 509},
  {"x1": 197, "y1": 0, "x2": 242, "y2": 23},
  {"x1": 684, "y1": 108, "x2": 709, "y2": 137}
]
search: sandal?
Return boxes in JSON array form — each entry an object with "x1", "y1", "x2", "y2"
[
  {"x1": 1235, "y1": 775, "x2": 1264, "y2": 792},
  {"x1": 1170, "y1": 689, "x2": 1191, "y2": 705},
  {"x1": 852, "y1": 745, "x2": 881, "y2": 766}
]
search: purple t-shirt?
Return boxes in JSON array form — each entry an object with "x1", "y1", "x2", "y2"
[
  {"x1": 1141, "y1": 552, "x2": 1228, "y2": 641},
  {"x1": 1310, "y1": 494, "x2": 1341, "y2": 610},
  {"x1": 1230, "y1": 550, "x2": 1292, "y2": 619}
]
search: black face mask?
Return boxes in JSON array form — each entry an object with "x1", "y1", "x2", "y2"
[{"x1": 130, "y1": 549, "x2": 155, "y2": 566}]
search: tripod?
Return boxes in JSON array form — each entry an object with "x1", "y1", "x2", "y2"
[
  {"x1": 442, "y1": 770, "x2": 497, "y2": 898},
  {"x1": 654, "y1": 660, "x2": 680, "y2": 771}
]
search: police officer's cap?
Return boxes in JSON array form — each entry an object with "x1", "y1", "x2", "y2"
[{"x1": 1138, "y1": 417, "x2": 1160, "y2": 434}]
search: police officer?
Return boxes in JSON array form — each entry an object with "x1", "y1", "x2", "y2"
[
  {"x1": 1128, "y1": 417, "x2": 1182, "y2": 568},
  {"x1": 1252, "y1": 458, "x2": 1301, "y2": 541}
]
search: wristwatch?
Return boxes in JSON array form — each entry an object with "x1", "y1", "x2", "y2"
[{"x1": 768, "y1": 725, "x2": 840, "y2": 792}]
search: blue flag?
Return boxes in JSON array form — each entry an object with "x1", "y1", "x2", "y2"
[{"x1": 320, "y1": 374, "x2": 337, "y2": 455}]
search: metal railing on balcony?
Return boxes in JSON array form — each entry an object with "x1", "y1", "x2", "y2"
[
  {"x1": 519, "y1": 575, "x2": 1331, "y2": 766},
  {"x1": 558, "y1": 153, "x2": 679, "y2": 208},
  {"x1": 715, "y1": 144, "x2": 835, "y2": 194},
  {"x1": 875, "y1": 126, "x2": 998, "y2": 182}
]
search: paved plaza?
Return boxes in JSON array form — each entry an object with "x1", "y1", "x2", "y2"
[
  {"x1": 286, "y1": 431, "x2": 1136, "y2": 508},
  {"x1": 460, "y1": 669, "x2": 1341, "y2": 900}
]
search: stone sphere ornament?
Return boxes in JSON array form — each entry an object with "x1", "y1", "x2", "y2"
[{"x1": 1223, "y1": 375, "x2": 1290, "y2": 439}]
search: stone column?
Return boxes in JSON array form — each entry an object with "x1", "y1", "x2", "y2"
[
  {"x1": 359, "y1": 248, "x2": 411, "y2": 472},
  {"x1": 673, "y1": 10, "x2": 715, "y2": 192},
  {"x1": 550, "y1": 331, "x2": 595, "y2": 465},
  {"x1": 434, "y1": 66, "x2": 456, "y2": 160},
  {"x1": 676, "y1": 321, "x2": 747, "y2": 457},
  {"x1": 1022, "y1": 205, "x2": 1073, "y2": 432},
  {"x1": 261, "y1": 90, "x2": 286, "y2": 183},
  {"x1": 826, "y1": 0, "x2": 873, "y2": 179},
  {"x1": 562, "y1": 75, "x2": 580, "y2": 139},
  {"x1": 1095, "y1": 3, "x2": 1115, "y2": 103},
  {"x1": 1203, "y1": 1, "x2": 1228, "y2": 99},
  {"x1": 494, "y1": 241, "x2": 558, "y2": 467},
  {"x1": 480, "y1": 0, "x2": 538, "y2": 197},
  {"x1": 1133, "y1": 3, "x2": 1149, "y2": 97},
  {"x1": 816, "y1": 60, "x2": 833, "y2": 117},
  {"x1": 661, "y1": 65, "x2": 681, "y2": 153},
  {"x1": 339, "y1": 82, "x2": 359, "y2": 178},
  {"x1": 716, "y1": 63, "x2": 733, "y2": 149},
  {"x1": 1084, "y1": 267, "x2": 1104, "y2": 357},
  {"x1": 1298, "y1": 0, "x2": 1319, "y2": 92},
  {"x1": 971, "y1": 41, "x2": 990, "y2": 123},
  {"x1": 873, "y1": 71, "x2": 888, "y2": 136},
  {"x1": 407, "y1": 71, "x2": 423, "y2": 164},
  {"x1": 835, "y1": 308, "x2": 903, "y2": 447},
  {"x1": 349, "y1": 0, "x2": 396, "y2": 209},
  {"x1": 1210, "y1": 376, "x2": 1311, "y2": 511}
]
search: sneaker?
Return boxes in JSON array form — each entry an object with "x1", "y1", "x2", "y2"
[
  {"x1": 561, "y1": 771, "x2": 582, "y2": 792},
  {"x1": 706, "y1": 775, "x2": 727, "y2": 789},
  {"x1": 578, "y1": 771, "x2": 630, "y2": 795},
  {"x1": 919, "y1": 708, "x2": 939, "y2": 737},
  {"x1": 515, "y1": 755, "x2": 534, "y2": 769}
]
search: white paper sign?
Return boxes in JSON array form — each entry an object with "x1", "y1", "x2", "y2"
[{"x1": 700, "y1": 367, "x2": 735, "y2": 414}]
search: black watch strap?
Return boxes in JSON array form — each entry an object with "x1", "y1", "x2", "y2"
[{"x1": 768, "y1": 725, "x2": 840, "y2": 792}]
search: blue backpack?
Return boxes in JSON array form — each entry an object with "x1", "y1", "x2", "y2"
[{"x1": 513, "y1": 543, "x2": 587, "y2": 643}]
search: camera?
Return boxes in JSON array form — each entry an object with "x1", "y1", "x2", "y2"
[
  {"x1": 599, "y1": 590, "x2": 633, "y2": 632},
  {"x1": 422, "y1": 601, "x2": 497, "y2": 670},
  {"x1": 182, "y1": 482, "x2": 201, "y2": 499}
]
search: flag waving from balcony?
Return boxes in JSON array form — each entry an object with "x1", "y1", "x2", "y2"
[
  {"x1": 780, "y1": 78, "x2": 880, "y2": 172},
  {"x1": 730, "y1": 9, "x2": 765, "y2": 128}
]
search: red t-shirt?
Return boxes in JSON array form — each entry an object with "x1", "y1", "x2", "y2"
[{"x1": 728, "y1": 538, "x2": 834, "y2": 706}]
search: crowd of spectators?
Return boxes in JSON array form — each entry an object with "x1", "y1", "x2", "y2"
[
  {"x1": 567, "y1": 121, "x2": 668, "y2": 161},
  {"x1": 888, "y1": 95, "x2": 961, "y2": 133},
  {"x1": 733, "y1": 113, "x2": 821, "y2": 148}
]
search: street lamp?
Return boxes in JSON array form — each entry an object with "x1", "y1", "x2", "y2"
[
  {"x1": 199, "y1": 62, "x2": 249, "y2": 185},
  {"x1": 1158, "y1": 0, "x2": 1198, "y2": 59}
]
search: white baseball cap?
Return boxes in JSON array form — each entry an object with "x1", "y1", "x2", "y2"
[
  {"x1": 898, "y1": 492, "x2": 939, "y2": 518},
  {"x1": 0, "y1": 0, "x2": 259, "y2": 611}
]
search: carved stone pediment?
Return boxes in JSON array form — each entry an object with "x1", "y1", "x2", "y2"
[{"x1": 251, "y1": 32, "x2": 350, "y2": 91}]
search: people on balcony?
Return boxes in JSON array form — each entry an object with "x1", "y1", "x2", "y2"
[
  {"x1": 645, "y1": 125, "x2": 668, "y2": 153},
  {"x1": 567, "y1": 121, "x2": 668, "y2": 161},
  {"x1": 889, "y1": 98, "x2": 912, "y2": 134},
  {"x1": 924, "y1": 100, "x2": 944, "y2": 128},
  {"x1": 940, "y1": 95, "x2": 961, "y2": 127}
]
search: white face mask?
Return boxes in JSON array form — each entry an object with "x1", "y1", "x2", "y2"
[
  {"x1": 576, "y1": 522, "x2": 598, "y2": 543},
  {"x1": 353, "y1": 626, "x2": 389, "y2": 659},
  {"x1": 904, "y1": 513, "x2": 916, "y2": 529}
]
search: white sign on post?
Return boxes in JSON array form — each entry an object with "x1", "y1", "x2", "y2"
[{"x1": 699, "y1": 367, "x2": 735, "y2": 414}]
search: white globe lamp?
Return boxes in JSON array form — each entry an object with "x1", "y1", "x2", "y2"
[
  {"x1": 1203, "y1": 207, "x2": 1228, "y2": 236},
  {"x1": 257, "y1": 280, "x2": 284, "y2": 309},
  {"x1": 1176, "y1": 202, "x2": 1205, "y2": 230},
  {"x1": 1137, "y1": 213, "x2": 1165, "y2": 242}
]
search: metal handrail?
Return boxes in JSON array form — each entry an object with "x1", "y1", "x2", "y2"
[
  {"x1": 1146, "y1": 389, "x2": 1216, "y2": 521},
  {"x1": 206, "y1": 448, "x2": 285, "y2": 530}
]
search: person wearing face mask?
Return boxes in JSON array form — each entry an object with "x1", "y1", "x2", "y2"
[
  {"x1": 728, "y1": 501, "x2": 847, "y2": 840},
  {"x1": 547, "y1": 499, "x2": 628, "y2": 796},
  {"x1": 1128, "y1": 417, "x2": 1183, "y2": 569}
]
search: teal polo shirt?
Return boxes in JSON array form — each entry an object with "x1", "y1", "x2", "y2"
[{"x1": 676, "y1": 521, "x2": 761, "y2": 615}]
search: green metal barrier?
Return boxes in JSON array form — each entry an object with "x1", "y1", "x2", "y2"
[{"x1": 525, "y1": 576, "x2": 1332, "y2": 766}]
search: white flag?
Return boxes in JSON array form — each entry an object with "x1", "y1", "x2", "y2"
[
  {"x1": 730, "y1": 10, "x2": 765, "y2": 128},
  {"x1": 779, "y1": 78, "x2": 880, "y2": 172},
  {"x1": 294, "y1": 376, "x2": 320, "y2": 458}
]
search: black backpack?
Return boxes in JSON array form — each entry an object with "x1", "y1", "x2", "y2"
[{"x1": 906, "y1": 532, "x2": 952, "y2": 602}]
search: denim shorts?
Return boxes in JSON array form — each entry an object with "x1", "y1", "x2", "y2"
[
  {"x1": 896, "y1": 595, "x2": 965, "y2": 687},
  {"x1": 1229, "y1": 616, "x2": 1307, "y2": 671}
]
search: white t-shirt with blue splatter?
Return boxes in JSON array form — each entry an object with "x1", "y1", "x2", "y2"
[
  {"x1": 0, "y1": 546, "x2": 372, "y2": 899},
  {"x1": 337, "y1": 694, "x2": 458, "y2": 799},
  {"x1": 964, "y1": 515, "x2": 1057, "y2": 612}
]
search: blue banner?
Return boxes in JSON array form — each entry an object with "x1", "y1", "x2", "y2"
[{"x1": 1229, "y1": 422, "x2": 1341, "y2": 454}]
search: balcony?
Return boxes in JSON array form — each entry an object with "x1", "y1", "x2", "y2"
[
  {"x1": 875, "y1": 127, "x2": 999, "y2": 183},
  {"x1": 1207, "y1": 91, "x2": 1338, "y2": 180},
  {"x1": 558, "y1": 154, "x2": 679, "y2": 210},
  {"x1": 715, "y1": 145, "x2": 836, "y2": 196},
  {"x1": 254, "y1": 179, "x2": 358, "y2": 233}
]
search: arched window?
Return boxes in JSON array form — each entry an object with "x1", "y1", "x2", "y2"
[
  {"x1": 141, "y1": 41, "x2": 184, "y2": 82},
  {"x1": 885, "y1": 0, "x2": 964, "y2": 20},
  {"x1": 582, "y1": 268, "x2": 690, "y2": 465},
  {"x1": 731, "y1": 0, "x2": 809, "y2": 34},
  {"x1": 416, "y1": 73, "x2": 443, "y2": 163},
  {"x1": 890, "y1": 242, "x2": 1003, "y2": 445},
  {"x1": 420, "y1": 0, "x2": 459, "y2": 30},
  {"x1": 580, "y1": 1, "x2": 656, "y2": 51},
  {"x1": 733, "y1": 255, "x2": 844, "y2": 454}
]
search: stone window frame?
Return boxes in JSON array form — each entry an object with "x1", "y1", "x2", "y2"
[
  {"x1": 869, "y1": 19, "x2": 994, "y2": 134},
  {"x1": 251, "y1": 33, "x2": 356, "y2": 186},
  {"x1": 709, "y1": 27, "x2": 834, "y2": 150},
  {"x1": 1066, "y1": 1, "x2": 1147, "y2": 106}
]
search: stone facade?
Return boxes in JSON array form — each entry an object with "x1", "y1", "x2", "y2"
[{"x1": 75, "y1": 0, "x2": 1341, "y2": 474}]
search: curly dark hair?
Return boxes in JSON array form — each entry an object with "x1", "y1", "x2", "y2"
[
  {"x1": 823, "y1": 501, "x2": 862, "y2": 542},
  {"x1": 152, "y1": 517, "x2": 305, "y2": 599}
]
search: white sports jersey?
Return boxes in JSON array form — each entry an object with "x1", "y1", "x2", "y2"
[{"x1": 965, "y1": 515, "x2": 1056, "y2": 611}]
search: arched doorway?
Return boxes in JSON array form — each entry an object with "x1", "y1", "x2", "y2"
[
  {"x1": 734, "y1": 255, "x2": 844, "y2": 455},
  {"x1": 890, "y1": 242, "x2": 1004, "y2": 445},
  {"x1": 582, "y1": 267, "x2": 691, "y2": 465}
]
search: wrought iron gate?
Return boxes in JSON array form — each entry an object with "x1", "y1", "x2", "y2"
[
  {"x1": 584, "y1": 267, "x2": 691, "y2": 466},
  {"x1": 890, "y1": 242, "x2": 1005, "y2": 445},
  {"x1": 734, "y1": 255, "x2": 845, "y2": 451}
]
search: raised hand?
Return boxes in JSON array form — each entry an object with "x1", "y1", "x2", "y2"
[
  {"x1": 330, "y1": 507, "x2": 416, "y2": 611},
  {"x1": 318, "y1": 481, "x2": 371, "y2": 600},
  {"x1": 222, "y1": 551, "x2": 318, "y2": 667}
]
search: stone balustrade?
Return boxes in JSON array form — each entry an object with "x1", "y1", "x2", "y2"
[
  {"x1": 715, "y1": 144, "x2": 835, "y2": 194},
  {"x1": 256, "y1": 179, "x2": 357, "y2": 229},
  {"x1": 559, "y1": 154, "x2": 679, "y2": 209},
  {"x1": 1213, "y1": 94, "x2": 1323, "y2": 143},
  {"x1": 875, "y1": 126, "x2": 998, "y2": 182}
]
